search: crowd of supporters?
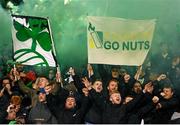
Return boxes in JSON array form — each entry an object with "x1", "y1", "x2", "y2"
[{"x1": 0, "y1": 42, "x2": 180, "y2": 124}]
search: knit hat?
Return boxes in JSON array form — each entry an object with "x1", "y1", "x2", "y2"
[{"x1": 67, "y1": 91, "x2": 75, "y2": 98}]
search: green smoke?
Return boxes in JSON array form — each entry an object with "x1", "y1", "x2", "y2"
[{"x1": 0, "y1": 0, "x2": 180, "y2": 73}]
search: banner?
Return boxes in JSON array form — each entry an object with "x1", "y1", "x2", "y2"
[
  {"x1": 87, "y1": 16, "x2": 156, "y2": 66},
  {"x1": 11, "y1": 15, "x2": 56, "y2": 67}
]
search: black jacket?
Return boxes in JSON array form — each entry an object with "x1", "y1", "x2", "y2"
[
  {"x1": 84, "y1": 93, "x2": 103, "y2": 123},
  {"x1": 136, "y1": 95, "x2": 179, "y2": 124},
  {"x1": 152, "y1": 96, "x2": 179, "y2": 124},
  {"x1": 28, "y1": 101, "x2": 57, "y2": 124},
  {"x1": 53, "y1": 96, "x2": 88, "y2": 124},
  {"x1": 89, "y1": 88, "x2": 143, "y2": 124}
]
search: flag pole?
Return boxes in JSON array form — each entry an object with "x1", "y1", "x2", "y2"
[
  {"x1": 47, "y1": 18, "x2": 63, "y2": 87},
  {"x1": 11, "y1": 15, "x2": 17, "y2": 80},
  {"x1": 47, "y1": 18, "x2": 57, "y2": 60}
]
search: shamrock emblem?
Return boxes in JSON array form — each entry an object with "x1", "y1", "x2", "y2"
[{"x1": 13, "y1": 18, "x2": 52, "y2": 51}]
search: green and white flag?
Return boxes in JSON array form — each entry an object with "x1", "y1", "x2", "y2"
[
  {"x1": 87, "y1": 16, "x2": 156, "y2": 66},
  {"x1": 11, "y1": 15, "x2": 56, "y2": 67}
]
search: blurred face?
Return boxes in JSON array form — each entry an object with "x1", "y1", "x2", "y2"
[
  {"x1": 124, "y1": 74, "x2": 130, "y2": 83},
  {"x1": 19, "y1": 72, "x2": 26, "y2": 77},
  {"x1": 119, "y1": 69, "x2": 127, "y2": 76},
  {"x1": 65, "y1": 97, "x2": 76, "y2": 109},
  {"x1": 2, "y1": 79, "x2": 10, "y2": 87},
  {"x1": 48, "y1": 70, "x2": 55, "y2": 80},
  {"x1": 17, "y1": 65, "x2": 24, "y2": 72},
  {"x1": 111, "y1": 68, "x2": 119, "y2": 78},
  {"x1": 38, "y1": 93, "x2": 46, "y2": 102},
  {"x1": 172, "y1": 57, "x2": 180, "y2": 66},
  {"x1": 133, "y1": 82, "x2": 142, "y2": 94},
  {"x1": 14, "y1": 104, "x2": 20, "y2": 113},
  {"x1": 107, "y1": 81, "x2": 118, "y2": 93},
  {"x1": 163, "y1": 88, "x2": 173, "y2": 99},
  {"x1": 87, "y1": 64, "x2": 93, "y2": 70},
  {"x1": 5, "y1": 83, "x2": 11, "y2": 91},
  {"x1": 93, "y1": 81, "x2": 103, "y2": 93},
  {"x1": 10, "y1": 96, "x2": 21, "y2": 111},
  {"x1": 7, "y1": 110, "x2": 16, "y2": 120},
  {"x1": 110, "y1": 93, "x2": 121, "y2": 104},
  {"x1": 38, "y1": 77, "x2": 48, "y2": 88}
]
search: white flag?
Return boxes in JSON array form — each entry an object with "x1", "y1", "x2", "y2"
[
  {"x1": 87, "y1": 16, "x2": 156, "y2": 66},
  {"x1": 11, "y1": 15, "x2": 56, "y2": 67}
]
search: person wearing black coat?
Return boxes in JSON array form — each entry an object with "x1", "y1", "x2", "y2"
[
  {"x1": 28, "y1": 88, "x2": 57, "y2": 124},
  {"x1": 0, "y1": 109, "x2": 9, "y2": 123},
  {"x1": 55, "y1": 95, "x2": 88, "y2": 124},
  {"x1": 46, "y1": 83, "x2": 89, "y2": 124},
  {"x1": 85, "y1": 83, "x2": 144, "y2": 124},
  {"x1": 97, "y1": 65, "x2": 127, "y2": 98},
  {"x1": 134, "y1": 85, "x2": 179, "y2": 124},
  {"x1": 151, "y1": 90, "x2": 179, "y2": 124},
  {"x1": 126, "y1": 82, "x2": 154, "y2": 123},
  {"x1": 72, "y1": 69, "x2": 104, "y2": 124},
  {"x1": 83, "y1": 79, "x2": 104, "y2": 124}
]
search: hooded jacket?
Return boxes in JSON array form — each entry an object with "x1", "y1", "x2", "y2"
[{"x1": 28, "y1": 101, "x2": 57, "y2": 124}]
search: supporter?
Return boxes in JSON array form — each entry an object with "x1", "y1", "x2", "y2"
[
  {"x1": 134, "y1": 85, "x2": 179, "y2": 124},
  {"x1": 15, "y1": 69, "x2": 49, "y2": 107},
  {"x1": 83, "y1": 79, "x2": 103, "y2": 124},
  {"x1": 0, "y1": 55, "x2": 179, "y2": 124},
  {"x1": 83, "y1": 78, "x2": 146, "y2": 124},
  {"x1": 151, "y1": 42, "x2": 173, "y2": 75},
  {"x1": 46, "y1": 87, "x2": 89, "y2": 123},
  {"x1": 0, "y1": 95, "x2": 28, "y2": 124},
  {"x1": 28, "y1": 88, "x2": 57, "y2": 124}
]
